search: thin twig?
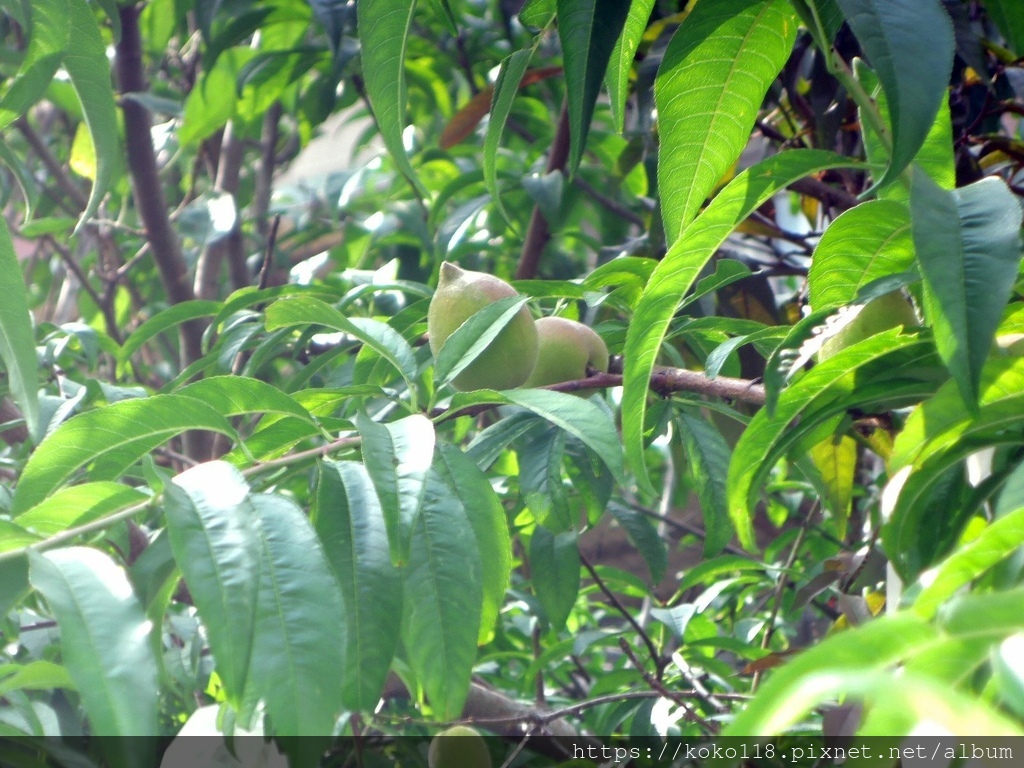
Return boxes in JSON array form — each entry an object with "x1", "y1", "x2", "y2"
[
  {"x1": 241, "y1": 435, "x2": 361, "y2": 478},
  {"x1": 581, "y1": 554, "x2": 663, "y2": 676},
  {"x1": 526, "y1": 690, "x2": 748, "y2": 726},
  {"x1": 639, "y1": 451, "x2": 675, "y2": 629},
  {"x1": 752, "y1": 507, "x2": 815, "y2": 691},
  {"x1": 787, "y1": 176, "x2": 859, "y2": 212},
  {"x1": 0, "y1": 499, "x2": 154, "y2": 564},
  {"x1": 432, "y1": 367, "x2": 766, "y2": 424},
  {"x1": 255, "y1": 102, "x2": 282, "y2": 238},
  {"x1": 15, "y1": 117, "x2": 89, "y2": 211},
  {"x1": 257, "y1": 215, "x2": 281, "y2": 291},
  {"x1": 572, "y1": 175, "x2": 646, "y2": 228},
  {"x1": 42, "y1": 235, "x2": 123, "y2": 344},
  {"x1": 618, "y1": 638, "x2": 719, "y2": 734},
  {"x1": 669, "y1": 651, "x2": 728, "y2": 713}
]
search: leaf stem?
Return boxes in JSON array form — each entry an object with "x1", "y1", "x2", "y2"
[
  {"x1": 0, "y1": 498, "x2": 155, "y2": 564},
  {"x1": 804, "y1": 1, "x2": 890, "y2": 154}
]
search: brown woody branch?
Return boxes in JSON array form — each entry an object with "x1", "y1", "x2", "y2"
[
  {"x1": 550, "y1": 368, "x2": 767, "y2": 405},
  {"x1": 432, "y1": 366, "x2": 766, "y2": 423},
  {"x1": 0, "y1": 398, "x2": 28, "y2": 445},
  {"x1": 515, "y1": 103, "x2": 571, "y2": 280},
  {"x1": 115, "y1": 4, "x2": 203, "y2": 368},
  {"x1": 788, "y1": 176, "x2": 858, "y2": 212}
]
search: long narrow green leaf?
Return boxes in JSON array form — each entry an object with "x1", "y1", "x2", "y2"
[
  {"x1": 518, "y1": 425, "x2": 571, "y2": 530},
  {"x1": 0, "y1": 0, "x2": 65, "y2": 132},
  {"x1": 178, "y1": 51, "x2": 242, "y2": 147},
  {"x1": 484, "y1": 46, "x2": 534, "y2": 226},
  {"x1": 743, "y1": 666, "x2": 1020, "y2": 737},
  {"x1": 886, "y1": 358, "x2": 1024, "y2": 578},
  {"x1": 0, "y1": 661, "x2": 75, "y2": 696},
  {"x1": 655, "y1": 0, "x2": 797, "y2": 243},
  {"x1": 357, "y1": 413, "x2": 434, "y2": 567},
  {"x1": 164, "y1": 462, "x2": 260, "y2": 709},
  {"x1": 529, "y1": 527, "x2": 579, "y2": 631},
  {"x1": 836, "y1": 0, "x2": 954, "y2": 189},
  {"x1": 891, "y1": 358, "x2": 1024, "y2": 473},
  {"x1": 0, "y1": 135, "x2": 40, "y2": 221},
  {"x1": 728, "y1": 334, "x2": 936, "y2": 550},
  {"x1": 605, "y1": 0, "x2": 655, "y2": 133},
  {"x1": 29, "y1": 548, "x2": 158, "y2": 758},
  {"x1": 401, "y1": 462, "x2": 483, "y2": 720},
  {"x1": 433, "y1": 296, "x2": 530, "y2": 387},
  {"x1": 356, "y1": 0, "x2": 426, "y2": 196},
  {"x1": 465, "y1": 410, "x2": 540, "y2": 470},
  {"x1": 607, "y1": 503, "x2": 666, "y2": 584},
  {"x1": 807, "y1": 200, "x2": 915, "y2": 311},
  {"x1": 807, "y1": 433, "x2": 857, "y2": 539},
  {"x1": 117, "y1": 300, "x2": 222, "y2": 367},
  {"x1": 0, "y1": 558, "x2": 30, "y2": 619},
  {"x1": 914, "y1": 506, "x2": 1024, "y2": 620},
  {"x1": 12, "y1": 395, "x2": 234, "y2": 515},
  {"x1": 941, "y1": 589, "x2": 1024, "y2": 637},
  {"x1": 623, "y1": 150, "x2": 861, "y2": 490},
  {"x1": 14, "y1": 482, "x2": 148, "y2": 534},
  {"x1": 492, "y1": 388, "x2": 624, "y2": 485},
  {"x1": 64, "y1": 0, "x2": 123, "y2": 228},
  {"x1": 792, "y1": 0, "x2": 844, "y2": 44},
  {"x1": 856, "y1": 63, "x2": 955, "y2": 200},
  {"x1": 986, "y1": 0, "x2": 1024, "y2": 54},
  {"x1": 0, "y1": 520, "x2": 41, "y2": 552},
  {"x1": 722, "y1": 612, "x2": 936, "y2": 735},
  {"x1": 177, "y1": 376, "x2": 316, "y2": 424},
  {"x1": 677, "y1": 410, "x2": 732, "y2": 556},
  {"x1": 248, "y1": 493, "x2": 347, "y2": 736},
  {"x1": 911, "y1": 173, "x2": 1024, "y2": 407},
  {"x1": 435, "y1": 444, "x2": 512, "y2": 644},
  {"x1": 315, "y1": 460, "x2": 402, "y2": 711},
  {"x1": 0, "y1": 219, "x2": 38, "y2": 441},
  {"x1": 265, "y1": 296, "x2": 419, "y2": 405},
  {"x1": 556, "y1": 0, "x2": 631, "y2": 174}
]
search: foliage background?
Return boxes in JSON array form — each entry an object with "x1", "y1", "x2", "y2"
[{"x1": 0, "y1": 0, "x2": 1023, "y2": 765}]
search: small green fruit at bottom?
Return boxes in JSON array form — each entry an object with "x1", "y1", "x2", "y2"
[
  {"x1": 427, "y1": 261, "x2": 538, "y2": 391},
  {"x1": 818, "y1": 291, "x2": 917, "y2": 361},
  {"x1": 428, "y1": 726, "x2": 492, "y2": 768},
  {"x1": 523, "y1": 316, "x2": 610, "y2": 388}
]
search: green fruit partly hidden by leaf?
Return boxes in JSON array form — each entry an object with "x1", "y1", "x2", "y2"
[
  {"x1": 524, "y1": 316, "x2": 610, "y2": 388},
  {"x1": 995, "y1": 333, "x2": 1024, "y2": 356},
  {"x1": 428, "y1": 725, "x2": 492, "y2": 768},
  {"x1": 428, "y1": 261, "x2": 539, "y2": 391},
  {"x1": 818, "y1": 291, "x2": 918, "y2": 361}
]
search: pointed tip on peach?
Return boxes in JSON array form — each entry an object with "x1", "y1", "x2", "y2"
[{"x1": 439, "y1": 261, "x2": 464, "y2": 284}]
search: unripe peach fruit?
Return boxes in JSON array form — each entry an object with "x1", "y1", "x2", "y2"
[
  {"x1": 428, "y1": 262, "x2": 538, "y2": 391},
  {"x1": 818, "y1": 291, "x2": 917, "y2": 361},
  {"x1": 428, "y1": 725, "x2": 492, "y2": 768},
  {"x1": 523, "y1": 316, "x2": 609, "y2": 387}
]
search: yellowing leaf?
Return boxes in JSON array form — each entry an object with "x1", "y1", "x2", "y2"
[{"x1": 69, "y1": 122, "x2": 96, "y2": 181}]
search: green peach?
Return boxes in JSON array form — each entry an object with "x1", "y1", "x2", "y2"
[
  {"x1": 995, "y1": 333, "x2": 1024, "y2": 356},
  {"x1": 523, "y1": 316, "x2": 609, "y2": 388},
  {"x1": 428, "y1": 725, "x2": 492, "y2": 768},
  {"x1": 428, "y1": 261, "x2": 538, "y2": 391},
  {"x1": 818, "y1": 291, "x2": 917, "y2": 361}
]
